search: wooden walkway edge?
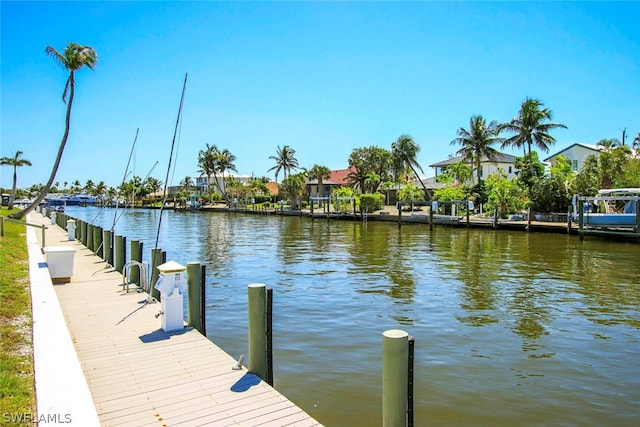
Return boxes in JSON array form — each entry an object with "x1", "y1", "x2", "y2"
[{"x1": 28, "y1": 211, "x2": 322, "y2": 426}]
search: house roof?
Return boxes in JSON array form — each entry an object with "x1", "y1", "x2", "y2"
[
  {"x1": 543, "y1": 142, "x2": 601, "y2": 162},
  {"x1": 265, "y1": 181, "x2": 279, "y2": 196},
  {"x1": 307, "y1": 167, "x2": 355, "y2": 185},
  {"x1": 429, "y1": 152, "x2": 516, "y2": 168},
  {"x1": 414, "y1": 176, "x2": 446, "y2": 190}
]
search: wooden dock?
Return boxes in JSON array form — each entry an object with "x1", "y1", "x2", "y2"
[{"x1": 28, "y1": 212, "x2": 321, "y2": 426}]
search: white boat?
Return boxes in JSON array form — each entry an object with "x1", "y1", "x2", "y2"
[
  {"x1": 64, "y1": 194, "x2": 98, "y2": 206},
  {"x1": 572, "y1": 188, "x2": 640, "y2": 229}
]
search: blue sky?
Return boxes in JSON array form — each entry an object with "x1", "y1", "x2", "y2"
[{"x1": 2, "y1": 1, "x2": 639, "y2": 189}]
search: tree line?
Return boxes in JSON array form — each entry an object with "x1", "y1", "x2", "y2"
[{"x1": 3, "y1": 41, "x2": 639, "y2": 218}]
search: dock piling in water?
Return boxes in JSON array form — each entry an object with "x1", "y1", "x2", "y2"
[
  {"x1": 383, "y1": 329, "x2": 413, "y2": 427},
  {"x1": 187, "y1": 262, "x2": 206, "y2": 336},
  {"x1": 248, "y1": 283, "x2": 273, "y2": 385}
]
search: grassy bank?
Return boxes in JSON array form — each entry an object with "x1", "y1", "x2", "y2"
[{"x1": 0, "y1": 207, "x2": 36, "y2": 421}]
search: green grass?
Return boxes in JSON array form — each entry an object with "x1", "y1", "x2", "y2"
[{"x1": 0, "y1": 207, "x2": 36, "y2": 422}]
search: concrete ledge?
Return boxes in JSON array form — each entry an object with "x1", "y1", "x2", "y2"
[{"x1": 27, "y1": 214, "x2": 100, "y2": 426}]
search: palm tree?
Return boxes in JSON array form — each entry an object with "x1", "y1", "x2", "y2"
[
  {"x1": 450, "y1": 116, "x2": 502, "y2": 185},
  {"x1": 307, "y1": 164, "x2": 331, "y2": 199},
  {"x1": 180, "y1": 176, "x2": 194, "y2": 191},
  {"x1": 597, "y1": 138, "x2": 620, "y2": 153},
  {"x1": 84, "y1": 179, "x2": 96, "y2": 195},
  {"x1": 500, "y1": 97, "x2": 567, "y2": 178},
  {"x1": 198, "y1": 143, "x2": 219, "y2": 193},
  {"x1": 217, "y1": 148, "x2": 238, "y2": 202},
  {"x1": 0, "y1": 151, "x2": 32, "y2": 209},
  {"x1": 634, "y1": 133, "x2": 640, "y2": 149},
  {"x1": 268, "y1": 145, "x2": 299, "y2": 183},
  {"x1": 11, "y1": 42, "x2": 97, "y2": 219},
  {"x1": 391, "y1": 135, "x2": 430, "y2": 198}
]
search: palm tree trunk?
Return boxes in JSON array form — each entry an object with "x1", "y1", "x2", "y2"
[
  {"x1": 527, "y1": 140, "x2": 535, "y2": 177},
  {"x1": 9, "y1": 167, "x2": 18, "y2": 210},
  {"x1": 410, "y1": 164, "x2": 430, "y2": 200},
  {"x1": 11, "y1": 73, "x2": 75, "y2": 219}
]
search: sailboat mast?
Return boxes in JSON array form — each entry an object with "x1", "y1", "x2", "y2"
[{"x1": 155, "y1": 73, "x2": 188, "y2": 249}]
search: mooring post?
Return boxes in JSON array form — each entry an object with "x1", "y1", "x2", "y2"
[
  {"x1": 526, "y1": 206, "x2": 532, "y2": 232},
  {"x1": 150, "y1": 248, "x2": 162, "y2": 302},
  {"x1": 578, "y1": 200, "x2": 584, "y2": 240},
  {"x1": 493, "y1": 209, "x2": 498, "y2": 229},
  {"x1": 187, "y1": 262, "x2": 205, "y2": 335},
  {"x1": 41, "y1": 224, "x2": 46, "y2": 248},
  {"x1": 87, "y1": 224, "x2": 94, "y2": 252},
  {"x1": 103, "y1": 229, "x2": 113, "y2": 265},
  {"x1": 248, "y1": 283, "x2": 272, "y2": 384},
  {"x1": 130, "y1": 240, "x2": 142, "y2": 285},
  {"x1": 466, "y1": 202, "x2": 470, "y2": 227},
  {"x1": 398, "y1": 204, "x2": 402, "y2": 228},
  {"x1": 383, "y1": 329, "x2": 412, "y2": 427},
  {"x1": 94, "y1": 226, "x2": 103, "y2": 258},
  {"x1": 75, "y1": 219, "x2": 82, "y2": 241},
  {"x1": 80, "y1": 221, "x2": 86, "y2": 246},
  {"x1": 115, "y1": 235, "x2": 126, "y2": 273}
]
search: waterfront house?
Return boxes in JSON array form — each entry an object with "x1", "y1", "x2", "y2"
[
  {"x1": 195, "y1": 173, "x2": 252, "y2": 194},
  {"x1": 429, "y1": 151, "x2": 518, "y2": 183},
  {"x1": 306, "y1": 167, "x2": 355, "y2": 198},
  {"x1": 543, "y1": 143, "x2": 602, "y2": 172}
]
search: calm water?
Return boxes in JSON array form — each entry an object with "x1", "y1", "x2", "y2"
[{"x1": 66, "y1": 206, "x2": 640, "y2": 427}]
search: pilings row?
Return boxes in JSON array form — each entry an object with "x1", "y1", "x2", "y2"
[{"x1": 57, "y1": 213, "x2": 416, "y2": 426}]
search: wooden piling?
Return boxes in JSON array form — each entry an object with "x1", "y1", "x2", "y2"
[
  {"x1": 150, "y1": 248, "x2": 162, "y2": 302},
  {"x1": 94, "y1": 226, "x2": 103, "y2": 258},
  {"x1": 87, "y1": 224, "x2": 94, "y2": 252},
  {"x1": 114, "y1": 235, "x2": 126, "y2": 273},
  {"x1": 248, "y1": 283, "x2": 269, "y2": 383},
  {"x1": 383, "y1": 329, "x2": 410, "y2": 427},
  {"x1": 130, "y1": 240, "x2": 142, "y2": 285},
  {"x1": 187, "y1": 262, "x2": 205, "y2": 335},
  {"x1": 103, "y1": 229, "x2": 113, "y2": 265},
  {"x1": 81, "y1": 221, "x2": 87, "y2": 246}
]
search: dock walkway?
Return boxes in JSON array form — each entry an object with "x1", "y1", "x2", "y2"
[{"x1": 27, "y1": 212, "x2": 321, "y2": 426}]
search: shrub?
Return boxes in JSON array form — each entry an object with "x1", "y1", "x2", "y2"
[{"x1": 359, "y1": 193, "x2": 384, "y2": 212}]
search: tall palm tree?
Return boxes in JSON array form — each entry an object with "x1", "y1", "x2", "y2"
[
  {"x1": 391, "y1": 135, "x2": 430, "y2": 197},
  {"x1": 84, "y1": 179, "x2": 96, "y2": 195},
  {"x1": 307, "y1": 164, "x2": 332, "y2": 199},
  {"x1": 450, "y1": 116, "x2": 502, "y2": 185},
  {"x1": 216, "y1": 148, "x2": 238, "y2": 202},
  {"x1": 0, "y1": 151, "x2": 32, "y2": 209},
  {"x1": 197, "y1": 143, "x2": 219, "y2": 193},
  {"x1": 500, "y1": 97, "x2": 567, "y2": 178},
  {"x1": 180, "y1": 176, "x2": 194, "y2": 191},
  {"x1": 11, "y1": 42, "x2": 97, "y2": 219},
  {"x1": 268, "y1": 145, "x2": 299, "y2": 183}
]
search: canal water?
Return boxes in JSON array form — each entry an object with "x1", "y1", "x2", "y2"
[{"x1": 66, "y1": 206, "x2": 640, "y2": 426}]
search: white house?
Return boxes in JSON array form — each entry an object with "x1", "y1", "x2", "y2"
[
  {"x1": 428, "y1": 152, "x2": 518, "y2": 182},
  {"x1": 195, "y1": 173, "x2": 253, "y2": 193},
  {"x1": 543, "y1": 143, "x2": 601, "y2": 171}
]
